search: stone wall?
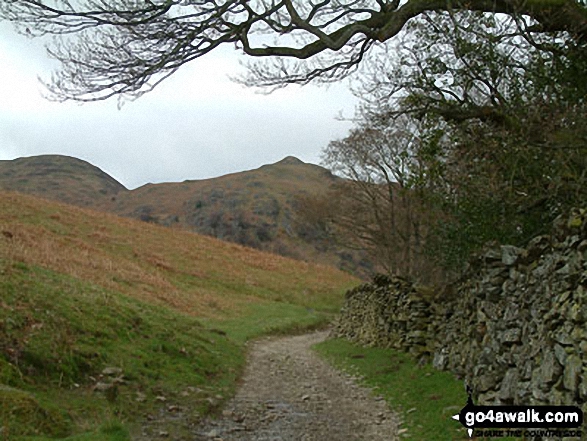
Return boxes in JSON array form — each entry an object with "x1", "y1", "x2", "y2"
[
  {"x1": 332, "y1": 209, "x2": 587, "y2": 413},
  {"x1": 334, "y1": 274, "x2": 434, "y2": 357}
]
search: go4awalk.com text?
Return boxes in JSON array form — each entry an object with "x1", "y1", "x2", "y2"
[{"x1": 452, "y1": 388, "x2": 583, "y2": 438}]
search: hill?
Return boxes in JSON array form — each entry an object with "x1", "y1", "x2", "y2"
[
  {"x1": 0, "y1": 191, "x2": 358, "y2": 439},
  {"x1": 0, "y1": 155, "x2": 374, "y2": 277},
  {"x1": 97, "y1": 156, "x2": 334, "y2": 234},
  {"x1": 96, "y1": 156, "x2": 366, "y2": 269},
  {"x1": 0, "y1": 155, "x2": 127, "y2": 206}
]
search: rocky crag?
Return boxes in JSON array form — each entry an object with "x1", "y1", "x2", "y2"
[{"x1": 333, "y1": 209, "x2": 587, "y2": 415}]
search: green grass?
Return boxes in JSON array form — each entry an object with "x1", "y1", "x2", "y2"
[
  {"x1": 0, "y1": 261, "x2": 243, "y2": 440},
  {"x1": 202, "y1": 302, "x2": 333, "y2": 344},
  {"x1": 19, "y1": 421, "x2": 129, "y2": 441},
  {"x1": 0, "y1": 260, "x2": 343, "y2": 440},
  {"x1": 314, "y1": 338, "x2": 473, "y2": 440}
]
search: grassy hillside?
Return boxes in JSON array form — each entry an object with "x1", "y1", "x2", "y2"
[
  {"x1": 0, "y1": 155, "x2": 127, "y2": 207},
  {"x1": 0, "y1": 191, "x2": 358, "y2": 440},
  {"x1": 100, "y1": 156, "x2": 334, "y2": 227},
  {"x1": 97, "y1": 156, "x2": 373, "y2": 274},
  {"x1": 0, "y1": 154, "x2": 374, "y2": 277}
]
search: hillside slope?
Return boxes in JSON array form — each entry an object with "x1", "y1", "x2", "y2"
[
  {"x1": 97, "y1": 156, "x2": 350, "y2": 262},
  {"x1": 0, "y1": 190, "x2": 355, "y2": 316},
  {"x1": 98, "y1": 156, "x2": 333, "y2": 231},
  {"x1": 1, "y1": 154, "x2": 373, "y2": 277},
  {"x1": 0, "y1": 155, "x2": 127, "y2": 206},
  {"x1": 0, "y1": 191, "x2": 358, "y2": 439}
]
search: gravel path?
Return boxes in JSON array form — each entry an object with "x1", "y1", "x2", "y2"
[{"x1": 193, "y1": 331, "x2": 400, "y2": 441}]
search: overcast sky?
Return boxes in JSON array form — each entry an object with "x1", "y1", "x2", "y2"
[{"x1": 0, "y1": 22, "x2": 358, "y2": 190}]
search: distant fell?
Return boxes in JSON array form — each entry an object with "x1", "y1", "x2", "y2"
[
  {"x1": 1, "y1": 154, "x2": 373, "y2": 277},
  {"x1": 97, "y1": 156, "x2": 372, "y2": 276},
  {"x1": 0, "y1": 155, "x2": 127, "y2": 206}
]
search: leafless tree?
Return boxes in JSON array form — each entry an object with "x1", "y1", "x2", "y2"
[
  {"x1": 320, "y1": 114, "x2": 442, "y2": 282},
  {"x1": 1, "y1": 0, "x2": 586, "y2": 101}
]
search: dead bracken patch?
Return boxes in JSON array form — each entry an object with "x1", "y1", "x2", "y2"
[{"x1": 0, "y1": 191, "x2": 357, "y2": 318}]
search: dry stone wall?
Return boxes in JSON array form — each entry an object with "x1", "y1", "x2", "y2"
[
  {"x1": 332, "y1": 209, "x2": 587, "y2": 414},
  {"x1": 334, "y1": 274, "x2": 434, "y2": 357}
]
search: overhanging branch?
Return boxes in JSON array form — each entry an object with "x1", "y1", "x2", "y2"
[{"x1": 2, "y1": 0, "x2": 585, "y2": 101}]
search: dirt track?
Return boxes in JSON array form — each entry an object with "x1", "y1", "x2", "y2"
[{"x1": 193, "y1": 331, "x2": 400, "y2": 441}]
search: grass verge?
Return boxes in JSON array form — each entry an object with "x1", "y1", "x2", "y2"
[
  {"x1": 18, "y1": 421, "x2": 129, "y2": 441},
  {"x1": 313, "y1": 338, "x2": 474, "y2": 440},
  {"x1": 201, "y1": 303, "x2": 333, "y2": 345}
]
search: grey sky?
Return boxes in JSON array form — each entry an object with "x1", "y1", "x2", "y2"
[{"x1": 0, "y1": 22, "x2": 358, "y2": 190}]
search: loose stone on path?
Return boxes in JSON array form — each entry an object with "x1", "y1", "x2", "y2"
[{"x1": 194, "y1": 331, "x2": 400, "y2": 441}]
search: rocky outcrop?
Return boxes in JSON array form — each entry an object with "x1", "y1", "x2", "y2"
[{"x1": 333, "y1": 208, "x2": 587, "y2": 413}]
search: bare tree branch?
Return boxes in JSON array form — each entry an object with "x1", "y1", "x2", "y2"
[{"x1": 1, "y1": 0, "x2": 585, "y2": 101}]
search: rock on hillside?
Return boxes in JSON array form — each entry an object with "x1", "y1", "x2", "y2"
[
  {"x1": 97, "y1": 156, "x2": 374, "y2": 277},
  {"x1": 0, "y1": 155, "x2": 127, "y2": 206}
]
